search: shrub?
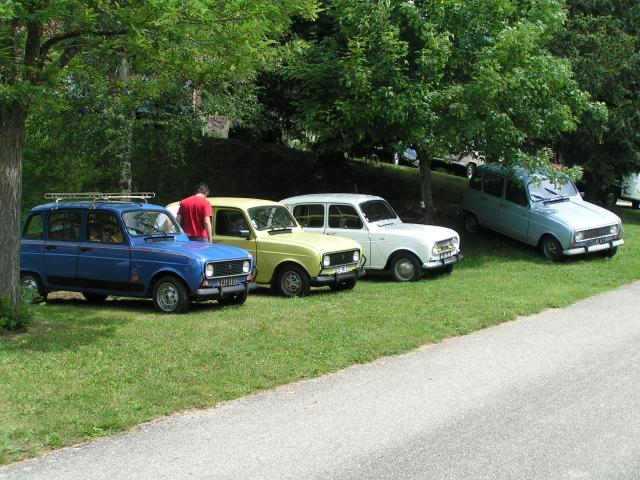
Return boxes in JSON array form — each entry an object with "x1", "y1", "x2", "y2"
[{"x1": 0, "y1": 291, "x2": 35, "y2": 331}]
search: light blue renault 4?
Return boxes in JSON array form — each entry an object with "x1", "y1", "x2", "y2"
[{"x1": 461, "y1": 164, "x2": 624, "y2": 261}]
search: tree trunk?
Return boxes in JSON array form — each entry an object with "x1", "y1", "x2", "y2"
[
  {"x1": 418, "y1": 149, "x2": 434, "y2": 224},
  {"x1": 0, "y1": 103, "x2": 27, "y2": 309}
]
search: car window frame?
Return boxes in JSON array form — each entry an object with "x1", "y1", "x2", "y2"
[
  {"x1": 85, "y1": 210, "x2": 127, "y2": 245},
  {"x1": 504, "y1": 179, "x2": 529, "y2": 207},
  {"x1": 483, "y1": 174, "x2": 506, "y2": 198},
  {"x1": 214, "y1": 208, "x2": 254, "y2": 238},
  {"x1": 22, "y1": 212, "x2": 45, "y2": 240},
  {"x1": 291, "y1": 203, "x2": 326, "y2": 228},
  {"x1": 327, "y1": 203, "x2": 365, "y2": 230},
  {"x1": 46, "y1": 209, "x2": 84, "y2": 243}
]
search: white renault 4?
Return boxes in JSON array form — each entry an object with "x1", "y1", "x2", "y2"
[{"x1": 281, "y1": 194, "x2": 462, "y2": 281}]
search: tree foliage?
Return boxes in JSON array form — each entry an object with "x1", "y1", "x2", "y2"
[
  {"x1": 551, "y1": 0, "x2": 640, "y2": 188},
  {"x1": 289, "y1": 0, "x2": 594, "y2": 221}
]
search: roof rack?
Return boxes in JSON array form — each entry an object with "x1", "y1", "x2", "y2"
[{"x1": 44, "y1": 192, "x2": 156, "y2": 206}]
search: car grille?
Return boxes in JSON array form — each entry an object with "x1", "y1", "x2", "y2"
[
  {"x1": 208, "y1": 260, "x2": 246, "y2": 277},
  {"x1": 328, "y1": 250, "x2": 357, "y2": 266},
  {"x1": 579, "y1": 226, "x2": 614, "y2": 240},
  {"x1": 435, "y1": 238, "x2": 456, "y2": 253}
]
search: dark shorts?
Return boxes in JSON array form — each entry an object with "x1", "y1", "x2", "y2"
[{"x1": 188, "y1": 236, "x2": 209, "y2": 242}]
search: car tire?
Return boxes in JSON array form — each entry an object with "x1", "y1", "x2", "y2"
[
  {"x1": 463, "y1": 212, "x2": 480, "y2": 234},
  {"x1": 632, "y1": 201, "x2": 639, "y2": 209},
  {"x1": 83, "y1": 293, "x2": 108, "y2": 303},
  {"x1": 390, "y1": 253, "x2": 422, "y2": 282},
  {"x1": 274, "y1": 264, "x2": 310, "y2": 297},
  {"x1": 152, "y1": 276, "x2": 190, "y2": 313},
  {"x1": 466, "y1": 163, "x2": 476, "y2": 179},
  {"x1": 20, "y1": 273, "x2": 47, "y2": 302},
  {"x1": 442, "y1": 264, "x2": 455, "y2": 274},
  {"x1": 330, "y1": 278, "x2": 357, "y2": 291},
  {"x1": 602, "y1": 190, "x2": 618, "y2": 209},
  {"x1": 218, "y1": 289, "x2": 248, "y2": 306},
  {"x1": 541, "y1": 235, "x2": 564, "y2": 262},
  {"x1": 603, "y1": 246, "x2": 618, "y2": 258}
]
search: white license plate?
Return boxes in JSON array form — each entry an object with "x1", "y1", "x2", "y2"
[
  {"x1": 219, "y1": 277, "x2": 240, "y2": 287},
  {"x1": 584, "y1": 235, "x2": 614, "y2": 247},
  {"x1": 440, "y1": 251, "x2": 453, "y2": 259},
  {"x1": 333, "y1": 265, "x2": 351, "y2": 274}
]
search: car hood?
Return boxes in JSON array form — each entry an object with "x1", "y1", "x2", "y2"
[
  {"x1": 260, "y1": 231, "x2": 361, "y2": 254},
  {"x1": 377, "y1": 223, "x2": 459, "y2": 242},
  {"x1": 533, "y1": 199, "x2": 621, "y2": 230},
  {"x1": 136, "y1": 240, "x2": 251, "y2": 262}
]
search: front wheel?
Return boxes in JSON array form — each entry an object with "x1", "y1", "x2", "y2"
[
  {"x1": 218, "y1": 289, "x2": 248, "y2": 306},
  {"x1": 274, "y1": 264, "x2": 310, "y2": 297},
  {"x1": 602, "y1": 190, "x2": 618, "y2": 209},
  {"x1": 541, "y1": 235, "x2": 564, "y2": 262},
  {"x1": 152, "y1": 276, "x2": 190, "y2": 313},
  {"x1": 20, "y1": 273, "x2": 47, "y2": 302},
  {"x1": 390, "y1": 253, "x2": 422, "y2": 282}
]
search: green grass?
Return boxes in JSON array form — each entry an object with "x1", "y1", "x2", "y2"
[{"x1": 2, "y1": 167, "x2": 640, "y2": 464}]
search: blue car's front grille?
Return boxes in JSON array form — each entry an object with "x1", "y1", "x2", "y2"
[
  {"x1": 581, "y1": 226, "x2": 614, "y2": 240},
  {"x1": 328, "y1": 250, "x2": 356, "y2": 266},
  {"x1": 208, "y1": 260, "x2": 246, "y2": 277}
]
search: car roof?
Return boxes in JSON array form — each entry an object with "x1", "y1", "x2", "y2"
[
  {"x1": 205, "y1": 197, "x2": 283, "y2": 209},
  {"x1": 281, "y1": 193, "x2": 385, "y2": 204},
  {"x1": 30, "y1": 202, "x2": 168, "y2": 213}
]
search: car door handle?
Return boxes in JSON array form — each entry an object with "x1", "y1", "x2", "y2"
[
  {"x1": 80, "y1": 246, "x2": 93, "y2": 252},
  {"x1": 326, "y1": 232, "x2": 336, "y2": 236},
  {"x1": 45, "y1": 245, "x2": 56, "y2": 250}
]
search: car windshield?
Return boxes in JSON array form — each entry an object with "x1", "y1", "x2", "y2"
[
  {"x1": 248, "y1": 205, "x2": 298, "y2": 230},
  {"x1": 528, "y1": 177, "x2": 578, "y2": 201},
  {"x1": 359, "y1": 200, "x2": 398, "y2": 222},
  {"x1": 122, "y1": 210, "x2": 181, "y2": 236}
]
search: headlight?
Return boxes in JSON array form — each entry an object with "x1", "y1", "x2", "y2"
[
  {"x1": 575, "y1": 231, "x2": 584, "y2": 242},
  {"x1": 610, "y1": 225, "x2": 619, "y2": 235},
  {"x1": 452, "y1": 237, "x2": 459, "y2": 247},
  {"x1": 353, "y1": 250, "x2": 360, "y2": 262},
  {"x1": 243, "y1": 260, "x2": 251, "y2": 273},
  {"x1": 323, "y1": 255, "x2": 331, "y2": 267},
  {"x1": 431, "y1": 244, "x2": 439, "y2": 255},
  {"x1": 205, "y1": 263, "x2": 214, "y2": 278}
]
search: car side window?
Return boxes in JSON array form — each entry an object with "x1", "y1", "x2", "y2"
[
  {"x1": 505, "y1": 180, "x2": 528, "y2": 207},
  {"x1": 483, "y1": 174, "x2": 505, "y2": 198},
  {"x1": 215, "y1": 209, "x2": 249, "y2": 236},
  {"x1": 328, "y1": 204, "x2": 363, "y2": 229},
  {"x1": 22, "y1": 213, "x2": 44, "y2": 240},
  {"x1": 87, "y1": 211, "x2": 125, "y2": 244},
  {"x1": 48, "y1": 211, "x2": 82, "y2": 242},
  {"x1": 292, "y1": 204, "x2": 324, "y2": 228},
  {"x1": 469, "y1": 174, "x2": 482, "y2": 191}
]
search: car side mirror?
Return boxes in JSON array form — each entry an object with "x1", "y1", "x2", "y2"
[
  {"x1": 579, "y1": 191, "x2": 586, "y2": 198},
  {"x1": 239, "y1": 229, "x2": 251, "y2": 239}
]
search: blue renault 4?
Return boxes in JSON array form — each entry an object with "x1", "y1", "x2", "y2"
[{"x1": 20, "y1": 193, "x2": 255, "y2": 313}]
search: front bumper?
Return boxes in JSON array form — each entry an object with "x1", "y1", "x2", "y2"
[
  {"x1": 563, "y1": 239, "x2": 624, "y2": 256},
  {"x1": 193, "y1": 283, "x2": 248, "y2": 300},
  {"x1": 311, "y1": 263, "x2": 365, "y2": 287},
  {"x1": 423, "y1": 252, "x2": 464, "y2": 270}
]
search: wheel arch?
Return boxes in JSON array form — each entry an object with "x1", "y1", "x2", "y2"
[
  {"x1": 384, "y1": 248, "x2": 423, "y2": 271},
  {"x1": 147, "y1": 269, "x2": 191, "y2": 297},
  {"x1": 270, "y1": 260, "x2": 311, "y2": 284}
]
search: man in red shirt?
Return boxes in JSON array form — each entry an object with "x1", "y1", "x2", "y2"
[{"x1": 176, "y1": 183, "x2": 213, "y2": 242}]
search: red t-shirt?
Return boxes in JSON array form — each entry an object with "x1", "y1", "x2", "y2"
[{"x1": 177, "y1": 195, "x2": 213, "y2": 238}]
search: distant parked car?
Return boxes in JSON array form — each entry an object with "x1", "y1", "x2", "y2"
[
  {"x1": 20, "y1": 193, "x2": 255, "y2": 313},
  {"x1": 620, "y1": 173, "x2": 640, "y2": 208},
  {"x1": 461, "y1": 165, "x2": 624, "y2": 260},
  {"x1": 281, "y1": 193, "x2": 462, "y2": 281},
  {"x1": 167, "y1": 198, "x2": 364, "y2": 297},
  {"x1": 433, "y1": 151, "x2": 485, "y2": 179}
]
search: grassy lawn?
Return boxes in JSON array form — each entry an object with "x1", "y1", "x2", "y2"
[{"x1": 2, "y1": 167, "x2": 640, "y2": 464}]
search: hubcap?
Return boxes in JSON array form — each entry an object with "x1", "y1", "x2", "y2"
[
  {"x1": 157, "y1": 283, "x2": 179, "y2": 311},
  {"x1": 282, "y1": 271, "x2": 302, "y2": 295},
  {"x1": 465, "y1": 215, "x2": 478, "y2": 232},
  {"x1": 396, "y1": 260, "x2": 415, "y2": 280},
  {"x1": 545, "y1": 239, "x2": 559, "y2": 257},
  {"x1": 22, "y1": 277, "x2": 38, "y2": 290}
]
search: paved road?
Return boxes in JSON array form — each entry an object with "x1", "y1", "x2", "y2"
[{"x1": 3, "y1": 282, "x2": 640, "y2": 480}]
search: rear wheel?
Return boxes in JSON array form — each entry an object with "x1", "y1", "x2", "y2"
[
  {"x1": 274, "y1": 264, "x2": 310, "y2": 297},
  {"x1": 602, "y1": 190, "x2": 618, "y2": 208},
  {"x1": 464, "y1": 212, "x2": 480, "y2": 234},
  {"x1": 20, "y1": 273, "x2": 47, "y2": 302},
  {"x1": 390, "y1": 253, "x2": 421, "y2": 282},
  {"x1": 218, "y1": 289, "x2": 248, "y2": 306},
  {"x1": 83, "y1": 293, "x2": 108, "y2": 303},
  {"x1": 152, "y1": 276, "x2": 190, "y2": 313},
  {"x1": 541, "y1": 235, "x2": 563, "y2": 262}
]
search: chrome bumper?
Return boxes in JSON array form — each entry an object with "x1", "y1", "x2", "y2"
[
  {"x1": 563, "y1": 239, "x2": 624, "y2": 256},
  {"x1": 423, "y1": 252, "x2": 464, "y2": 270}
]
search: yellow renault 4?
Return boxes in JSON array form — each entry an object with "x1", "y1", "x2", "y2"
[{"x1": 167, "y1": 198, "x2": 364, "y2": 297}]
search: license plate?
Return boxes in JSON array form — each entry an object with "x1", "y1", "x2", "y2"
[
  {"x1": 333, "y1": 265, "x2": 351, "y2": 274},
  {"x1": 219, "y1": 277, "x2": 240, "y2": 287},
  {"x1": 440, "y1": 251, "x2": 453, "y2": 259},
  {"x1": 443, "y1": 256, "x2": 457, "y2": 265},
  {"x1": 584, "y1": 235, "x2": 614, "y2": 247}
]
